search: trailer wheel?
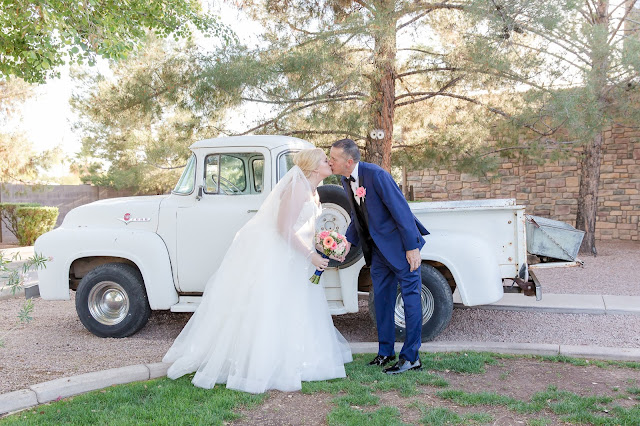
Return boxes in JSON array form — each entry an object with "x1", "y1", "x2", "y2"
[
  {"x1": 368, "y1": 263, "x2": 453, "y2": 342},
  {"x1": 317, "y1": 184, "x2": 363, "y2": 268},
  {"x1": 75, "y1": 262, "x2": 151, "y2": 338}
]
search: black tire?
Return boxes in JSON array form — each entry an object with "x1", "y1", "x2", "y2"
[
  {"x1": 368, "y1": 263, "x2": 453, "y2": 342},
  {"x1": 317, "y1": 184, "x2": 363, "y2": 268},
  {"x1": 75, "y1": 262, "x2": 151, "y2": 338}
]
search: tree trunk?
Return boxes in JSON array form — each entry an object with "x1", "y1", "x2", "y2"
[
  {"x1": 576, "y1": 132, "x2": 603, "y2": 255},
  {"x1": 365, "y1": 0, "x2": 396, "y2": 171},
  {"x1": 575, "y1": 0, "x2": 609, "y2": 256}
]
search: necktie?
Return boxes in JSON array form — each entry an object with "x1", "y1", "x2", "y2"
[{"x1": 348, "y1": 175, "x2": 355, "y2": 182}]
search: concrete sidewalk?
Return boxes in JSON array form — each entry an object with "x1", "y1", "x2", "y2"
[{"x1": 453, "y1": 291, "x2": 640, "y2": 315}]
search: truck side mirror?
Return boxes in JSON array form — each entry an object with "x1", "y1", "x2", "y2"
[{"x1": 196, "y1": 185, "x2": 203, "y2": 201}]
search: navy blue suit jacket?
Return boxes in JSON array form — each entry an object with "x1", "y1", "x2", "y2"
[{"x1": 342, "y1": 161, "x2": 429, "y2": 270}]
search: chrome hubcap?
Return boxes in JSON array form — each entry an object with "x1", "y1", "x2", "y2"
[
  {"x1": 88, "y1": 281, "x2": 129, "y2": 325},
  {"x1": 394, "y1": 285, "x2": 435, "y2": 328}
]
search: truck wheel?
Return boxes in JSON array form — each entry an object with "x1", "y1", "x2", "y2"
[
  {"x1": 368, "y1": 263, "x2": 453, "y2": 342},
  {"x1": 75, "y1": 263, "x2": 151, "y2": 338},
  {"x1": 317, "y1": 184, "x2": 363, "y2": 268}
]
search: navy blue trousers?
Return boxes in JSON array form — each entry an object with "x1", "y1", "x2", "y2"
[{"x1": 369, "y1": 245, "x2": 422, "y2": 363}]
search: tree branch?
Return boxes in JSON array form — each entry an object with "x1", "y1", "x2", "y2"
[
  {"x1": 397, "y1": 10, "x2": 433, "y2": 31},
  {"x1": 507, "y1": 40, "x2": 589, "y2": 73},
  {"x1": 395, "y1": 76, "x2": 463, "y2": 104},
  {"x1": 396, "y1": 67, "x2": 459, "y2": 78},
  {"x1": 397, "y1": 47, "x2": 444, "y2": 56},
  {"x1": 241, "y1": 91, "x2": 367, "y2": 105},
  {"x1": 238, "y1": 95, "x2": 365, "y2": 135},
  {"x1": 283, "y1": 129, "x2": 365, "y2": 140},
  {"x1": 608, "y1": 2, "x2": 634, "y2": 44},
  {"x1": 353, "y1": 0, "x2": 375, "y2": 14}
]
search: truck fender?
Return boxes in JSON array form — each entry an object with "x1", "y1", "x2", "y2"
[
  {"x1": 421, "y1": 230, "x2": 503, "y2": 306},
  {"x1": 35, "y1": 228, "x2": 178, "y2": 309}
]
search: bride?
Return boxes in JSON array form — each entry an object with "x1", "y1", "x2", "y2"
[{"x1": 163, "y1": 148, "x2": 353, "y2": 393}]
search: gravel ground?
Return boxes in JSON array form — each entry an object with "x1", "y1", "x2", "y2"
[{"x1": 1, "y1": 240, "x2": 639, "y2": 395}]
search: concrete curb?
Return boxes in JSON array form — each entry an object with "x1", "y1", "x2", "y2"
[
  {"x1": 2, "y1": 342, "x2": 640, "y2": 416},
  {"x1": 0, "y1": 362, "x2": 170, "y2": 416}
]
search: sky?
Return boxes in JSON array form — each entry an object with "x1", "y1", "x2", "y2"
[{"x1": 20, "y1": 66, "x2": 79, "y2": 156}]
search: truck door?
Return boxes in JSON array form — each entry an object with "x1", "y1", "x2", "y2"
[{"x1": 175, "y1": 148, "x2": 270, "y2": 292}]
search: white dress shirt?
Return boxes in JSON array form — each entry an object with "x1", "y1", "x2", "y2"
[{"x1": 350, "y1": 162, "x2": 361, "y2": 204}]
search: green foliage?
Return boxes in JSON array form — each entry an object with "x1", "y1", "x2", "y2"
[
  {"x1": 412, "y1": 404, "x2": 493, "y2": 425},
  {"x1": 3, "y1": 352, "x2": 640, "y2": 423},
  {"x1": 70, "y1": 35, "x2": 228, "y2": 193},
  {"x1": 0, "y1": 251, "x2": 48, "y2": 347},
  {"x1": 15, "y1": 206, "x2": 59, "y2": 246},
  {"x1": 0, "y1": 203, "x2": 58, "y2": 245},
  {"x1": 327, "y1": 405, "x2": 404, "y2": 426},
  {"x1": 66, "y1": 0, "x2": 582, "y2": 175},
  {"x1": 0, "y1": 0, "x2": 230, "y2": 84},
  {"x1": 437, "y1": 389, "x2": 543, "y2": 413},
  {"x1": 627, "y1": 386, "x2": 640, "y2": 398},
  {"x1": 0, "y1": 202, "x2": 40, "y2": 240},
  {"x1": 0, "y1": 375, "x2": 266, "y2": 424},
  {"x1": 435, "y1": 384, "x2": 640, "y2": 424}
]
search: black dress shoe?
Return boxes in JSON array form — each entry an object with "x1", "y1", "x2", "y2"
[
  {"x1": 368, "y1": 354, "x2": 396, "y2": 366},
  {"x1": 383, "y1": 358, "x2": 422, "y2": 375}
]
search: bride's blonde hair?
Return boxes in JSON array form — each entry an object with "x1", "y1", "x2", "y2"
[{"x1": 294, "y1": 148, "x2": 326, "y2": 178}]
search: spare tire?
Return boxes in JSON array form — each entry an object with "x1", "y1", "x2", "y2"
[{"x1": 317, "y1": 184, "x2": 363, "y2": 268}]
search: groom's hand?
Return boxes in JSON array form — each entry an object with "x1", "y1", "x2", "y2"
[{"x1": 406, "y1": 248, "x2": 421, "y2": 272}]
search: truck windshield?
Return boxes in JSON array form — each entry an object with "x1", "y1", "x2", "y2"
[{"x1": 173, "y1": 154, "x2": 196, "y2": 195}]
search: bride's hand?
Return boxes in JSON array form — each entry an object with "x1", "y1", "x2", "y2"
[{"x1": 311, "y1": 253, "x2": 329, "y2": 271}]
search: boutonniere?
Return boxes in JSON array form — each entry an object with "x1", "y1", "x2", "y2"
[{"x1": 354, "y1": 186, "x2": 366, "y2": 202}]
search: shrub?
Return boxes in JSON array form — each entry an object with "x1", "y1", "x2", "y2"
[
  {"x1": 14, "y1": 206, "x2": 59, "y2": 246},
  {"x1": 0, "y1": 202, "x2": 41, "y2": 240}
]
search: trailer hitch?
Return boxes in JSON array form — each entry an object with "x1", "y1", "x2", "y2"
[{"x1": 505, "y1": 276, "x2": 542, "y2": 300}]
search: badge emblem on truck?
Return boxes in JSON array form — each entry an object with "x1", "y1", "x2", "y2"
[{"x1": 117, "y1": 213, "x2": 151, "y2": 224}]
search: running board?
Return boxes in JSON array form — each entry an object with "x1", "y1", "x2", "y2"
[
  {"x1": 171, "y1": 296, "x2": 347, "y2": 314},
  {"x1": 170, "y1": 296, "x2": 202, "y2": 312}
]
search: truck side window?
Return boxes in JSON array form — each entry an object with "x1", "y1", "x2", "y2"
[
  {"x1": 220, "y1": 155, "x2": 246, "y2": 193},
  {"x1": 204, "y1": 153, "x2": 264, "y2": 195},
  {"x1": 252, "y1": 158, "x2": 264, "y2": 193},
  {"x1": 205, "y1": 155, "x2": 220, "y2": 193},
  {"x1": 172, "y1": 154, "x2": 197, "y2": 195}
]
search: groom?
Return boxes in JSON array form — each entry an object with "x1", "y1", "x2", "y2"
[{"x1": 329, "y1": 138, "x2": 429, "y2": 375}]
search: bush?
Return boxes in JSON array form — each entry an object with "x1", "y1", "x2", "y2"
[
  {"x1": 15, "y1": 206, "x2": 59, "y2": 246},
  {"x1": 0, "y1": 202, "x2": 41, "y2": 240}
]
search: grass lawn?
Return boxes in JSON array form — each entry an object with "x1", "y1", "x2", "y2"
[{"x1": 2, "y1": 353, "x2": 639, "y2": 425}]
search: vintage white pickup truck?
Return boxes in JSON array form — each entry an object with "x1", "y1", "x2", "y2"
[{"x1": 34, "y1": 135, "x2": 568, "y2": 340}]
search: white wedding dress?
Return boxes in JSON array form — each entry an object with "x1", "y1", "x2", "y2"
[{"x1": 163, "y1": 166, "x2": 352, "y2": 394}]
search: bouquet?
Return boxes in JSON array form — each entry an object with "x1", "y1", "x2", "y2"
[{"x1": 309, "y1": 230, "x2": 348, "y2": 284}]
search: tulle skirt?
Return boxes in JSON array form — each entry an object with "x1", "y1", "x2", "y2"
[{"x1": 163, "y1": 226, "x2": 352, "y2": 394}]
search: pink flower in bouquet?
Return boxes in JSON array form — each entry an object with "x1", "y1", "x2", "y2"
[
  {"x1": 311, "y1": 230, "x2": 348, "y2": 284},
  {"x1": 355, "y1": 186, "x2": 366, "y2": 200},
  {"x1": 323, "y1": 236, "x2": 335, "y2": 249}
]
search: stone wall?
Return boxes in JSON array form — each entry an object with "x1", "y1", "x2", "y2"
[
  {"x1": 0, "y1": 184, "x2": 138, "y2": 244},
  {"x1": 408, "y1": 125, "x2": 640, "y2": 241}
]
